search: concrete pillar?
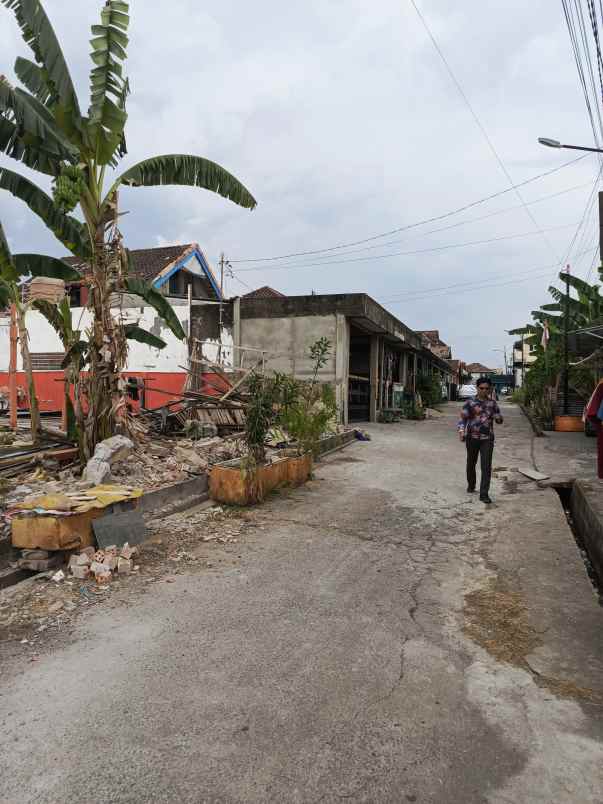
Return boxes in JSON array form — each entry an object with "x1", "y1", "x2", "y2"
[
  {"x1": 233, "y1": 297, "x2": 241, "y2": 368},
  {"x1": 369, "y1": 335, "x2": 380, "y2": 422},
  {"x1": 335, "y1": 314, "x2": 349, "y2": 424}
]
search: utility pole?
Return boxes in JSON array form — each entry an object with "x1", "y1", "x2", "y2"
[
  {"x1": 218, "y1": 252, "x2": 225, "y2": 364},
  {"x1": 521, "y1": 335, "x2": 525, "y2": 387},
  {"x1": 563, "y1": 264, "x2": 570, "y2": 416}
]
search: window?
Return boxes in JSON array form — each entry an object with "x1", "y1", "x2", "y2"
[{"x1": 168, "y1": 274, "x2": 180, "y2": 295}]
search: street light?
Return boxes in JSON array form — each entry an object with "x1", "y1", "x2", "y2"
[{"x1": 538, "y1": 136, "x2": 603, "y2": 154}]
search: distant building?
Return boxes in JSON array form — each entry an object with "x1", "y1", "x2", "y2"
[
  {"x1": 465, "y1": 362, "x2": 496, "y2": 381},
  {"x1": 512, "y1": 340, "x2": 538, "y2": 387},
  {"x1": 418, "y1": 330, "x2": 452, "y2": 360}
]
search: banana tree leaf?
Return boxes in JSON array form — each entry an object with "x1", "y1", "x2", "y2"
[
  {"x1": 1, "y1": 0, "x2": 81, "y2": 123},
  {"x1": 0, "y1": 167, "x2": 91, "y2": 258},
  {"x1": 61, "y1": 339, "x2": 88, "y2": 370},
  {"x1": 0, "y1": 115, "x2": 60, "y2": 175},
  {"x1": 13, "y1": 253, "x2": 80, "y2": 281},
  {"x1": 113, "y1": 154, "x2": 257, "y2": 209},
  {"x1": 88, "y1": 1, "x2": 130, "y2": 166},
  {"x1": 14, "y1": 57, "x2": 54, "y2": 105},
  {"x1": 32, "y1": 297, "x2": 74, "y2": 343},
  {"x1": 124, "y1": 324, "x2": 166, "y2": 350},
  {"x1": 557, "y1": 272, "x2": 598, "y2": 300},
  {"x1": 0, "y1": 220, "x2": 18, "y2": 282},
  {"x1": 123, "y1": 276, "x2": 186, "y2": 340},
  {"x1": 0, "y1": 79, "x2": 76, "y2": 159},
  {"x1": 0, "y1": 277, "x2": 12, "y2": 308}
]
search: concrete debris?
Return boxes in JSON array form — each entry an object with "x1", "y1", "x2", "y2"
[
  {"x1": 103, "y1": 555, "x2": 118, "y2": 571},
  {"x1": 117, "y1": 558, "x2": 132, "y2": 575},
  {"x1": 83, "y1": 435, "x2": 134, "y2": 485},
  {"x1": 51, "y1": 570, "x2": 65, "y2": 583},
  {"x1": 82, "y1": 458, "x2": 112, "y2": 486}
]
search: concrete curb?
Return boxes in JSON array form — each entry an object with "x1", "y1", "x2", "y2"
[
  {"x1": 315, "y1": 430, "x2": 357, "y2": 458},
  {"x1": 138, "y1": 475, "x2": 209, "y2": 518},
  {"x1": 571, "y1": 479, "x2": 603, "y2": 583}
]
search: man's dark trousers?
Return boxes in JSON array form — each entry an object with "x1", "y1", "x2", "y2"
[{"x1": 466, "y1": 436, "x2": 494, "y2": 496}]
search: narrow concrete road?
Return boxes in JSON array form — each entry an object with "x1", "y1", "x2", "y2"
[{"x1": 1, "y1": 404, "x2": 603, "y2": 803}]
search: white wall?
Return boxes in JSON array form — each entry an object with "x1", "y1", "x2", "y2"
[{"x1": 0, "y1": 306, "x2": 190, "y2": 373}]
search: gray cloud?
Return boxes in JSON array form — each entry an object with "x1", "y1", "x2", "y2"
[{"x1": 0, "y1": 0, "x2": 598, "y2": 364}]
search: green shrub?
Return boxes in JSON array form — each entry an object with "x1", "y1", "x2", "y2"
[{"x1": 416, "y1": 373, "x2": 442, "y2": 408}]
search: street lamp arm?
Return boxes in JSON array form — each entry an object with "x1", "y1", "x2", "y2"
[{"x1": 538, "y1": 136, "x2": 603, "y2": 154}]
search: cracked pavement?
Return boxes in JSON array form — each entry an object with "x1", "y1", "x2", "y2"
[{"x1": 1, "y1": 403, "x2": 602, "y2": 802}]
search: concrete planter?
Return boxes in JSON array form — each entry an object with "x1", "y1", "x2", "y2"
[
  {"x1": 209, "y1": 453, "x2": 313, "y2": 506},
  {"x1": 554, "y1": 415, "x2": 583, "y2": 433}
]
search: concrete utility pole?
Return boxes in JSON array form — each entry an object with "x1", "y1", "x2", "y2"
[{"x1": 563, "y1": 264, "x2": 570, "y2": 416}]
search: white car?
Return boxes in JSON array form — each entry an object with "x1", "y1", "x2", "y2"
[{"x1": 458, "y1": 384, "x2": 477, "y2": 400}]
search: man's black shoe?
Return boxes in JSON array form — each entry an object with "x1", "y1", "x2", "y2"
[
  {"x1": 467, "y1": 486, "x2": 476, "y2": 493},
  {"x1": 480, "y1": 495, "x2": 492, "y2": 504}
]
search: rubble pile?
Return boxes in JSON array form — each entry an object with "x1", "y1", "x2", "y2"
[
  {"x1": 110, "y1": 434, "x2": 248, "y2": 486},
  {"x1": 68, "y1": 543, "x2": 139, "y2": 583}
]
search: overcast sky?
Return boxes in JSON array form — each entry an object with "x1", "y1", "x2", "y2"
[{"x1": 1, "y1": 0, "x2": 600, "y2": 366}]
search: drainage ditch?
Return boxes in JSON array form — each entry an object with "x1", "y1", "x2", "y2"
[{"x1": 554, "y1": 483, "x2": 603, "y2": 604}]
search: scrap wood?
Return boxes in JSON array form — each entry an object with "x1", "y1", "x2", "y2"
[{"x1": 220, "y1": 357, "x2": 264, "y2": 402}]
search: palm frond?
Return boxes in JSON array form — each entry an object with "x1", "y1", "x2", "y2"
[
  {"x1": 124, "y1": 323, "x2": 166, "y2": 349},
  {"x1": 0, "y1": 167, "x2": 90, "y2": 258},
  {"x1": 0, "y1": 219, "x2": 18, "y2": 282},
  {"x1": 122, "y1": 276, "x2": 186, "y2": 340},
  {"x1": 88, "y1": 0, "x2": 130, "y2": 165},
  {"x1": 13, "y1": 253, "x2": 80, "y2": 280},
  {"x1": 113, "y1": 154, "x2": 257, "y2": 209},
  {"x1": 1, "y1": 0, "x2": 81, "y2": 122}
]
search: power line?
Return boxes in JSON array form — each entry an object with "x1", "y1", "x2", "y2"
[
  {"x1": 228, "y1": 154, "x2": 586, "y2": 263},
  {"x1": 409, "y1": 0, "x2": 560, "y2": 261},
  {"x1": 380, "y1": 247, "x2": 596, "y2": 302},
  {"x1": 383, "y1": 268, "x2": 563, "y2": 306},
  {"x1": 238, "y1": 179, "x2": 593, "y2": 269},
  {"x1": 234, "y1": 221, "x2": 579, "y2": 273}
]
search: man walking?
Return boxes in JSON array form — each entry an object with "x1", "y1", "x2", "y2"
[{"x1": 458, "y1": 377, "x2": 503, "y2": 504}]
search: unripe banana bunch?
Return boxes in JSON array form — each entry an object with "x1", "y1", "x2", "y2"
[{"x1": 52, "y1": 165, "x2": 87, "y2": 212}]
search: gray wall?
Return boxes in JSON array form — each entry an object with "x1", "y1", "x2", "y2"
[{"x1": 239, "y1": 313, "x2": 350, "y2": 422}]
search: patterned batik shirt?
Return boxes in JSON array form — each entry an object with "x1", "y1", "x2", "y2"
[{"x1": 458, "y1": 397, "x2": 503, "y2": 440}]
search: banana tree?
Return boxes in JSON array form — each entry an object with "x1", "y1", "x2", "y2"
[
  {"x1": 0, "y1": 220, "x2": 81, "y2": 443},
  {"x1": 0, "y1": 0, "x2": 256, "y2": 457}
]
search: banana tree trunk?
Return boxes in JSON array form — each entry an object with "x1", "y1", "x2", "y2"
[
  {"x1": 15, "y1": 303, "x2": 41, "y2": 445},
  {"x1": 81, "y1": 235, "x2": 128, "y2": 460}
]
